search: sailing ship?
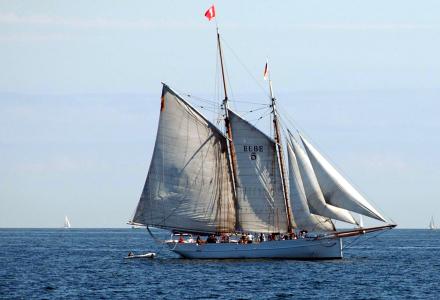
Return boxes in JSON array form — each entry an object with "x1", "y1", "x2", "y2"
[
  {"x1": 64, "y1": 216, "x2": 71, "y2": 229},
  {"x1": 130, "y1": 7, "x2": 396, "y2": 259},
  {"x1": 429, "y1": 216, "x2": 437, "y2": 230}
]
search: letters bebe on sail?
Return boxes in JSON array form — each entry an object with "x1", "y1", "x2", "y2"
[{"x1": 243, "y1": 145, "x2": 264, "y2": 152}]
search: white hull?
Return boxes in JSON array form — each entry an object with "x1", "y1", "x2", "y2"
[{"x1": 167, "y1": 238, "x2": 342, "y2": 259}]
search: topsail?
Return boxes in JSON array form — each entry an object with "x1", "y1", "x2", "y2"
[
  {"x1": 300, "y1": 135, "x2": 387, "y2": 222},
  {"x1": 132, "y1": 84, "x2": 236, "y2": 233}
]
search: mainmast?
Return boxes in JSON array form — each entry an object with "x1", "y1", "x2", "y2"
[
  {"x1": 266, "y1": 64, "x2": 293, "y2": 232},
  {"x1": 217, "y1": 27, "x2": 240, "y2": 232}
]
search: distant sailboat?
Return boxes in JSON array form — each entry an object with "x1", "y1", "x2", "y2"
[
  {"x1": 64, "y1": 216, "x2": 71, "y2": 229},
  {"x1": 429, "y1": 216, "x2": 437, "y2": 230}
]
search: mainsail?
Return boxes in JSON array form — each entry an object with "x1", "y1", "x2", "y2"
[
  {"x1": 132, "y1": 84, "x2": 236, "y2": 233},
  {"x1": 228, "y1": 110, "x2": 289, "y2": 233},
  {"x1": 300, "y1": 135, "x2": 387, "y2": 222},
  {"x1": 286, "y1": 141, "x2": 335, "y2": 232},
  {"x1": 290, "y1": 137, "x2": 357, "y2": 224}
]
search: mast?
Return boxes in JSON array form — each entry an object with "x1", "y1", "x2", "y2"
[
  {"x1": 217, "y1": 27, "x2": 240, "y2": 232},
  {"x1": 266, "y1": 64, "x2": 293, "y2": 232}
]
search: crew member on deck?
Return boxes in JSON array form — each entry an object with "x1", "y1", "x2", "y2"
[{"x1": 206, "y1": 234, "x2": 217, "y2": 243}]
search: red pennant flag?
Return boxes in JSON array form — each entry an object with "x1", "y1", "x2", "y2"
[
  {"x1": 204, "y1": 5, "x2": 216, "y2": 21},
  {"x1": 263, "y1": 62, "x2": 269, "y2": 80}
]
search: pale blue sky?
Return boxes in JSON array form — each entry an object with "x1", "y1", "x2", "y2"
[{"x1": 0, "y1": 1, "x2": 439, "y2": 228}]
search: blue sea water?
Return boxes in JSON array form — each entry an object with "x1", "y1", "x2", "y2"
[{"x1": 0, "y1": 229, "x2": 439, "y2": 299}]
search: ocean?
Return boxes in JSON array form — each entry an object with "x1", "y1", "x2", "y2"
[{"x1": 0, "y1": 229, "x2": 439, "y2": 299}]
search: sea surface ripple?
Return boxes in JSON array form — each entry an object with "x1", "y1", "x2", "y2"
[{"x1": 1, "y1": 229, "x2": 439, "y2": 299}]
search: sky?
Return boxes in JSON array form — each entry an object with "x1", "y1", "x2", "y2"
[{"x1": 0, "y1": 1, "x2": 439, "y2": 228}]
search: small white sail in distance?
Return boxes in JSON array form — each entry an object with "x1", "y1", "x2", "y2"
[
  {"x1": 429, "y1": 216, "x2": 437, "y2": 230},
  {"x1": 64, "y1": 216, "x2": 71, "y2": 228}
]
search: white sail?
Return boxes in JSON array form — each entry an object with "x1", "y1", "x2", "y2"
[
  {"x1": 64, "y1": 216, "x2": 71, "y2": 228},
  {"x1": 286, "y1": 141, "x2": 335, "y2": 232},
  {"x1": 228, "y1": 110, "x2": 289, "y2": 233},
  {"x1": 132, "y1": 84, "x2": 236, "y2": 233},
  {"x1": 300, "y1": 135, "x2": 387, "y2": 222},
  {"x1": 429, "y1": 216, "x2": 436, "y2": 230},
  {"x1": 290, "y1": 138, "x2": 357, "y2": 224}
]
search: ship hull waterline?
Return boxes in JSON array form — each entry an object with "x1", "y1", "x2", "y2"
[{"x1": 166, "y1": 238, "x2": 343, "y2": 259}]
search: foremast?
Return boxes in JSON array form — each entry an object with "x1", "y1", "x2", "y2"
[
  {"x1": 266, "y1": 64, "x2": 293, "y2": 233},
  {"x1": 217, "y1": 27, "x2": 241, "y2": 232}
]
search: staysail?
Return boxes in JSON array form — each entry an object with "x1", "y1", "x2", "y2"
[
  {"x1": 228, "y1": 110, "x2": 289, "y2": 233},
  {"x1": 286, "y1": 141, "x2": 335, "y2": 232},
  {"x1": 300, "y1": 135, "x2": 387, "y2": 222},
  {"x1": 290, "y1": 137, "x2": 357, "y2": 224},
  {"x1": 132, "y1": 84, "x2": 236, "y2": 233}
]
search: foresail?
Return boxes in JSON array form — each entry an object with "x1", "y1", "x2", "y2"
[
  {"x1": 300, "y1": 135, "x2": 387, "y2": 222},
  {"x1": 286, "y1": 141, "x2": 335, "y2": 232},
  {"x1": 132, "y1": 84, "x2": 236, "y2": 233},
  {"x1": 290, "y1": 138, "x2": 357, "y2": 224},
  {"x1": 229, "y1": 110, "x2": 289, "y2": 233}
]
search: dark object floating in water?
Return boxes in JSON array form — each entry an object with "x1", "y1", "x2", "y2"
[{"x1": 44, "y1": 286, "x2": 55, "y2": 291}]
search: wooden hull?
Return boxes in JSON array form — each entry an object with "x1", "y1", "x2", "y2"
[{"x1": 167, "y1": 238, "x2": 342, "y2": 259}]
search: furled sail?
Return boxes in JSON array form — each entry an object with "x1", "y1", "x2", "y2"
[
  {"x1": 300, "y1": 135, "x2": 387, "y2": 222},
  {"x1": 132, "y1": 84, "x2": 236, "y2": 233},
  {"x1": 290, "y1": 137, "x2": 357, "y2": 224},
  {"x1": 228, "y1": 110, "x2": 289, "y2": 233},
  {"x1": 286, "y1": 141, "x2": 335, "y2": 232}
]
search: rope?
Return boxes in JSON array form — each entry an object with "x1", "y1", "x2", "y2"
[
  {"x1": 146, "y1": 227, "x2": 171, "y2": 257},
  {"x1": 220, "y1": 36, "x2": 268, "y2": 98},
  {"x1": 147, "y1": 226, "x2": 165, "y2": 244},
  {"x1": 342, "y1": 228, "x2": 389, "y2": 250}
]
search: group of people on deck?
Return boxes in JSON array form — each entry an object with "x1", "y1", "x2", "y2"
[{"x1": 189, "y1": 230, "x2": 309, "y2": 245}]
